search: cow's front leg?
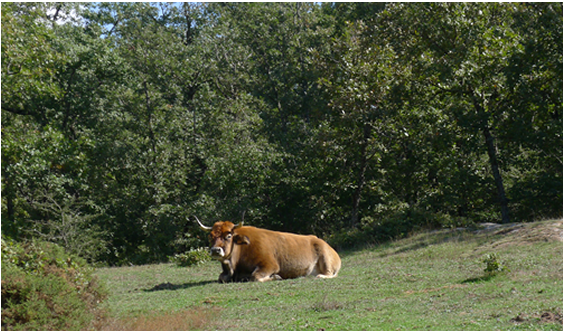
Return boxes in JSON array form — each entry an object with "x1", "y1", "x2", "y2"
[{"x1": 219, "y1": 260, "x2": 234, "y2": 283}]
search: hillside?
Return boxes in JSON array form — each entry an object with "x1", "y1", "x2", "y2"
[{"x1": 95, "y1": 220, "x2": 563, "y2": 330}]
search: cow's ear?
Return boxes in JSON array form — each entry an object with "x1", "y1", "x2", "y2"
[{"x1": 233, "y1": 234, "x2": 250, "y2": 245}]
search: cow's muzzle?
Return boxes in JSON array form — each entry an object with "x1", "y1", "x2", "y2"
[{"x1": 210, "y1": 247, "x2": 225, "y2": 259}]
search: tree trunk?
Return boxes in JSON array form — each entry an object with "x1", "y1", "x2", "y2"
[
  {"x1": 7, "y1": 178, "x2": 15, "y2": 225},
  {"x1": 350, "y1": 123, "x2": 372, "y2": 228},
  {"x1": 482, "y1": 126, "x2": 510, "y2": 224}
]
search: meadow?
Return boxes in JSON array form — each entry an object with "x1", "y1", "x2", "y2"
[{"x1": 95, "y1": 220, "x2": 563, "y2": 330}]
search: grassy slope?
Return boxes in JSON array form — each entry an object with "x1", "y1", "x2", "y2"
[{"x1": 95, "y1": 220, "x2": 563, "y2": 330}]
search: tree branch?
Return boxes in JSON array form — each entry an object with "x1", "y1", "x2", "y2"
[{"x1": 1, "y1": 105, "x2": 32, "y2": 117}]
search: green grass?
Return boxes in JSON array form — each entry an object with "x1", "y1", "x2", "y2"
[{"x1": 95, "y1": 220, "x2": 563, "y2": 330}]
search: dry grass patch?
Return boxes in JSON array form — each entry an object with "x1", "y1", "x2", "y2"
[
  {"x1": 477, "y1": 220, "x2": 563, "y2": 246},
  {"x1": 465, "y1": 220, "x2": 563, "y2": 266},
  {"x1": 311, "y1": 294, "x2": 345, "y2": 312},
  {"x1": 95, "y1": 307, "x2": 220, "y2": 331}
]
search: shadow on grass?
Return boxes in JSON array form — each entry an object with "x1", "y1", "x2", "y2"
[
  {"x1": 461, "y1": 275, "x2": 496, "y2": 284},
  {"x1": 144, "y1": 280, "x2": 216, "y2": 292},
  {"x1": 333, "y1": 226, "x2": 481, "y2": 258}
]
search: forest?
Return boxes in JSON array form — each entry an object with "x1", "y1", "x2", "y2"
[{"x1": 2, "y1": 2, "x2": 562, "y2": 265}]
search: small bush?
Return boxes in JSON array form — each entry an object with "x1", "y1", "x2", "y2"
[
  {"x1": 483, "y1": 253, "x2": 510, "y2": 277},
  {"x1": 169, "y1": 247, "x2": 211, "y2": 267},
  {"x1": 1, "y1": 238, "x2": 107, "y2": 331},
  {"x1": 326, "y1": 226, "x2": 372, "y2": 251}
]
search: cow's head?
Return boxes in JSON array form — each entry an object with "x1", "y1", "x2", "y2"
[{"x1": 194, "y1": 217, "x2": 249, "y2": 260}]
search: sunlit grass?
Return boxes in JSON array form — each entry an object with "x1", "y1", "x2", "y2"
[{"x1": 95, "y1": 220, "x2": 563, "y2": 330}]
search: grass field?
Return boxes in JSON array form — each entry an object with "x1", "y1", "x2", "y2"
[{"x1": 95, "y1": 220, "x2": 563, "y2": 330}]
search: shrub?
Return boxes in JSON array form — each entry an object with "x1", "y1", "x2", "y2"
[
  {"x1": 326, "y1": 227, "x2": 368, "y2": 251},
  {"x1": 483, "y1": 253, "x2": 510, "y2": 277},
  {"x1": 169, "y1": 247, "x2": 211, "y2": 267},
  {"x1": 1, "y1": 238, "x2": 107, "y2": 331}
]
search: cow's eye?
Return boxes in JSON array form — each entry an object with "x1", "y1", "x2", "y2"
[{"x1": 225, "y1": 234, "x2": 232, "y2": 240}]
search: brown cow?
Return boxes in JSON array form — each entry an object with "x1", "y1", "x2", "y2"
[{"x1": 194, "y1": 217, "x2": 341, "y2": 283}]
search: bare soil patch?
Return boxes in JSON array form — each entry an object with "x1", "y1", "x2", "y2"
[
  {"x1": 540, "y1": 312, "x2": 563, "y2": 324},
  {"x1": 511, "y1": 311, "x2": 563, "y2": 325}
]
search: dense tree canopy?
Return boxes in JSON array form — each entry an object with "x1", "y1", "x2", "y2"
[{"x1": 2, "y1": 3, "x2": 562, "y2": 264}]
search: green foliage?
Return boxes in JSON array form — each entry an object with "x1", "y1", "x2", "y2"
[
  {"x1": 2, "y1": 3, "x2": 562, "y2": 265},
  {"x1": 1, "y1": 238, "x2": 107, "y2": 331},
  {"x1": 169, "y1": 247, "x2": 211, "y2": 267},
  {"x1": 483, "y1": 253, "x2": 510, "y2": 277},
  {"x1": 1, "y1": 120, "x2": 105, "y2": 261},
  {"x1": 1, "y1": 3, "x2": 67, "y2": 120}
]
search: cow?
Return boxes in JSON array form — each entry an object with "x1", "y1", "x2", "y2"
[{"x1": 194, "y1": 217, "x2": 341, "y2": 283}]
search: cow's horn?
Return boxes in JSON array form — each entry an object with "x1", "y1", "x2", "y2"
[
  {"x1": 236, "y1": 210, "x2": 246, "y2": 229},
  {"x1": 193, "y1": 216, "x2": 212, "y2": 231}
]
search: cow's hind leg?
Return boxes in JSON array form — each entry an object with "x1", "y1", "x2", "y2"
[
  {"x1": 251, "y1": 262, "x2": 281, "y2": 282},
  {"x1": 315, "y1": 259, "x2": 338, "y2": 279},
  {"x1": 315, "y1": 244, "x2": 341, "y2": 279},
  {"x1": 316, "y1": 272, "x2": 337, "y2": 279}
]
